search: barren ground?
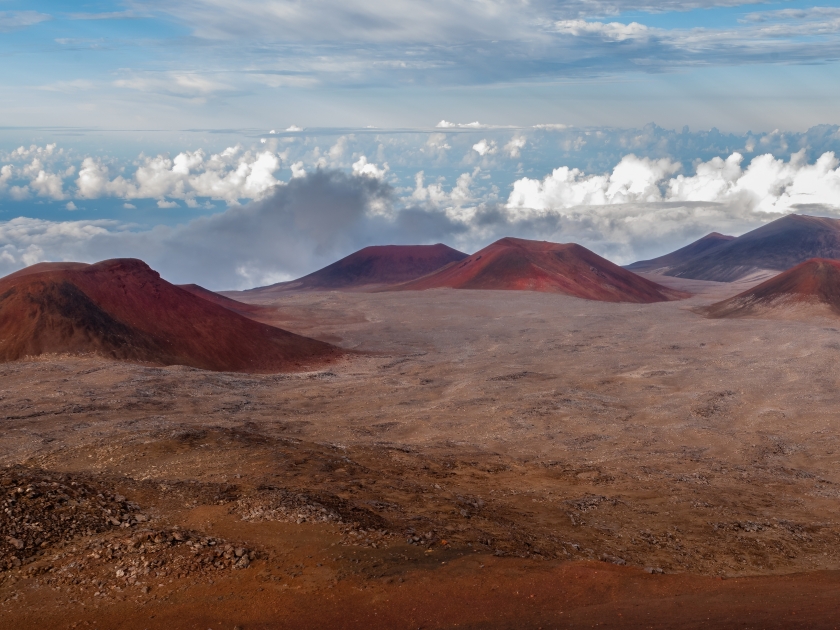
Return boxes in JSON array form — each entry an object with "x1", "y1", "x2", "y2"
[{"x1": 4, "y1": 278, "x2": 840, "y2": 628}]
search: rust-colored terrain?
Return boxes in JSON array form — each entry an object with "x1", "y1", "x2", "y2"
[
  {"x1": 707, "y1": 257, "x2": 840, "y2": 319},
  {"x1": 0, "y1": 259, "x2": 342, "y2": 372},
  {"x1": 392, "y1": 237, "x2": 688, "y2": 302},
  {"x1": 245, "y1": 243, "x2": 468, "y2": 295}
]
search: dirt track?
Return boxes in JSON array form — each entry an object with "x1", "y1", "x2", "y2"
[{"x1": 4, "y1": 280, "x2": 840, "y2": 627}]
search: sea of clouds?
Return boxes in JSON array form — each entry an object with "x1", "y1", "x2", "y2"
[{"x1": 2, "y1": 125, "x2": 840, "y2": 289}]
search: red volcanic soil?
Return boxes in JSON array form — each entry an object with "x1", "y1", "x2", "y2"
[
  {"x1": 0, "y1": 259, "x2": 342, "y2": 372},
  {"x1": 245, "y1": 243, "x2": 468, "y2": 294},
  {"x1": 707, "y1": 257, "x2": 840, "y2": 318},
  {"x1": 390, "y1": 237, "x2": 688, "y2": 303},
  {"x1": 625, "y1": 232, "x2": 735, "y2": 273}
]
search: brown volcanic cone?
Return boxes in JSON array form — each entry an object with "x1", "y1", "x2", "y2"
[
  {"x1": 390, "y1": 237, "x2": 688, "y2": 303},
  {"x1": 707, "y1": 258, "x2": 840, "y2": 318},
  {"x1": 244, "y1": 244, "x2": 468, "y2": 295},
  {"x1": 0, "y1": 259, "x2": 343, "y2": 372}
]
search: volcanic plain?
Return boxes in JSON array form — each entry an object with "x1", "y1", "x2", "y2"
[{"x1": 4, "y1": 259, "x2": 840, "y2": 627}]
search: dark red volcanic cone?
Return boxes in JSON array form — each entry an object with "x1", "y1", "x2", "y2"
[
  {"x1": 0, "y1": 259, "x2": 343, "y2": 372},
  {"x1": 244, "y1": 243, "x2": 468, "y2": 294},
  {"x1": 707, "y1": 257, "x2": 840, "y2": 318},
  {"x1": 389, "y1": 237, "x2": 688, "y2": 303}
]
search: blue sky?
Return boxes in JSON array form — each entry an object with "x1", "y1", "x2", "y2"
[{"x1": 2, "y1": 0, "x2": 840, "y2": 288}]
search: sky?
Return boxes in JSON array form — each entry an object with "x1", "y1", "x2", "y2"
[{"x1": 2, "y1": 0, "x2": 840, "y2": 288}]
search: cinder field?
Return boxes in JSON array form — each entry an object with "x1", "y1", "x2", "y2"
[{"x1": 4, "y1": 278, "x2": 840, "y2": 628}]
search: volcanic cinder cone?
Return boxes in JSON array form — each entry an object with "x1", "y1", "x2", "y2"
[
  {"x1": 242, "y1": 244, "x2": 468, "y2": 295},
  {"x1": 388, "y1": 237, "x2": 688, "y2": 303},
  {"x1": 706, "y1": 257, "x2": 840, "y2": 318},
  {"x1": 0, "y1": 259, "x2": 343, "y2": 372}
]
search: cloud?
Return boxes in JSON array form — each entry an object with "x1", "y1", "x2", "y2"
[
  {"x1": 74, "y1": 146, "x2": 284, "y2": 204},
  {"x1": 0, "y1": 170, "x2": 420, "y2": 288},
  {"x1": 351, "y1": 156, "x2": 388, "y2": 180},
  {"x1": 472, "y1": 139, "x2": 498, "y2": 157},
  {"x1": 554, "y1": 20, "x2": 650, "y2": 42},
  {"x1": 507, "y1": 155, "x2": 681, "y2": 216},
  {"x1": 504, "y1": 135, "x2": 526, "y2": 158},
  {"x1": 114, "y1": 72, "x2": 234, "y2": 98},
  {"x1": 0, "y1": 11, "x2": 51, "y2": 33},
  {"x1": 507, "y1": 151, "x2": 840, "y2": 218}
]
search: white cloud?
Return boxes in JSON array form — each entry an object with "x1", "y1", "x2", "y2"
[
  {"x1": 286, "y1": 125, "x2": 303, "y2": 132},
  {"x1": 123, "y1": 203, "x2": 137, "y2": 209},
  {"x1": 351, "y1": 156, "x2": 388, "y2": 180},
  {"x1": 504, "y1": 135, "x2": 526, "y2": 158},
  {"x1": 114, "y1": 72, "x2": 234, "y2": 98},
  {"x1": 0, "y1": 11, "x2": 51, "y2": 33},
  {"x1": 75, "y1": 146, "x2": 283, "y2": 204},
  {"x1": 554, "y1": 20, "x2": 650, "y2": 42},
  {"x1": 507, "y1": 155, "x2": 680, "y2": 217},
  {"x1": 290, "y1": 161, "x2": 306, "y2": 179},
  {"x1": 157, "y1": 200, "x2": 180, "y2": 208},
  {"x1": 507, "y1": 151, "x2": 840, "y2": 219},
  {"x1": 65, "y1": 201, "x2": 78, "y2": 211},
  {"x1": 472, "y1": 139, "x2": 498, "y2": 157}
]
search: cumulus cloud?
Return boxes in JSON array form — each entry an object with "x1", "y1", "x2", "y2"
[
  {"x1": 504, "y1": 135, "x2": 526, "y2": 158},
  {"x1": 351, "y1": 156, "x2": 388, "y2": 180},
  {"x1": 508, "y1": 155, "x2": 681, "y2": 216},
  {"x1": 472, "y1": 139, "x2": 498, "y2": 157},
  {"x1": 507, "y1": 151, "x2": 840, "y2": 217},
  {"x1": 75, "y1": 146, "x2": 283, "y2": 204}
]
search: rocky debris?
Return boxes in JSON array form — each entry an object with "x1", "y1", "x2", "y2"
[
  {"x1": 600, "y1": 554, "x2": 626, "y2": 566},
  {"x1": 15, "y1": 528, "x2": 254, "y2": 597},
  {"x1": 236, "y1": 491, "x2": 341, "y2": 525},
  {"x1": 339, "y1": 525, "x2": 393, "y2": 549},
  {"x1": 405, "y1": 528, "x2": 440, "y2": 547},
  {"x1": 233, "y1": 486, "x2": 387, "y2": 531},
  {"x1": 1, "y1": 467, "x2": 142, "y2": 571}
]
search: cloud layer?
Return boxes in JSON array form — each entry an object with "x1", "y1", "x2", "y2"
[{"x1": 3, "y1": 144, "x2": 840, "y2": 289}]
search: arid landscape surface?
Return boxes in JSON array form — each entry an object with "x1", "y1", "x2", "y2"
[{"x1": 4, "y1": 269, "x2": 840, "y2": 628}]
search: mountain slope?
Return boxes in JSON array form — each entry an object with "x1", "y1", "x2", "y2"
[
  {"x1": 389, "y1": 237, "x2": 688, "y2": 302},
  {"x1": 626, "y1": 232, "x2": 735, "y2": 273},
  {"x1": 0, "y1": 259, "x2": 342, "y2": 372}
]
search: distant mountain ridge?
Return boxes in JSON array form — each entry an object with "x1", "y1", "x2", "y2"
[
  {"x1": 628, "y1": 215, "x2": 840, "y2": 282},
  {"x1": 626, "y1": 232, "x2": 735, "y2": 273},
  {"x1": 389, "y1": 237, "x2": 688, "y2": 303}
]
